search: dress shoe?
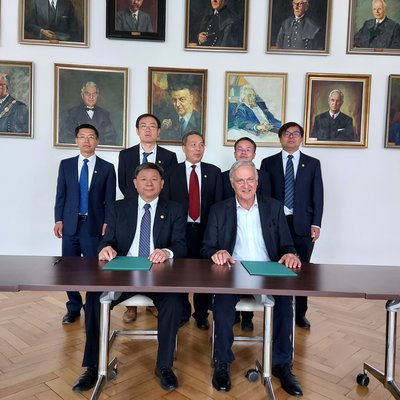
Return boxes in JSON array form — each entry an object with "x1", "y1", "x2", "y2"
[
  {"x1": 195, "y1": 317, "x2": 210, "y2": 330},
  {"x1": 296, "y1": 315, "x2": 311, "y2": 329},
  {"x1": 155, "y1": 366, "x2": 178, "y2": 390},
  {"x1": 272, "y1": 363, "x2": 303, "y2": 396},
  {"x1": 241, "y1": 319, "x2": 254, "y2": 332},
  {"x1": 123, "y1": 306, "x2": 137, "y2": 323},
  {"x1": 62, "y1": 312, "x2": 80, "y2": 324},
  {"x1": 212, "y1": 361, "x2": 231, "y2": 392},
  {"x1": 72, "y1": 367, "x2": 98, "y2": 392},
  {"x1": 146, "y1": 305, "x2": 158, "y2": 317}
]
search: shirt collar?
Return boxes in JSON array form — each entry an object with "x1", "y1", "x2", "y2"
[
  {"x1": 138, "y1": 195, "x2": 159, "y2": 210},
  {"x1": 78, "y1": 154, "x2": 96, "y2": 163},
  {"x1": 185, "y1": 160, "x2": 201, "y2": 169},
  {"x1": 282, "y1": 149, "x2": 300, "y2": 160},
  {"x1": 235, "y1": 195, "x2": 258, "y2": 211}
]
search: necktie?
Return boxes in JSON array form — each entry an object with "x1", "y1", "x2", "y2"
[
  {"x1": 51, "y1": 0, "x2": 56, "y2": 9},
  {"x1": 132, "y1": 13, "x2": 138, "y2": 31},
  {"x1": 189, "y1": 165, "x2": 200, "y2": 221},
  {"x1": 284, "y1": 155, "x2": 294, "y2": 210},
  {"x1": 139, "y1": 204, "x2": 151, "y2": 257},
  {"x1": 179, "y1": 118, "x2": 185, "y2": 136},
  {"x1": 79, "y1": 159, "x2": 89, "y2": 215},
  {"x1": 142, "y1": 151, "x2": 153, "y2": 164}
]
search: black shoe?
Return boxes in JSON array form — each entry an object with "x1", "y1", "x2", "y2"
[
  {"x1": 155, "y1": 367, "x2": 178, "y2": 391},
  {"x1": 72, "y1": 367, "x2": 98, "y2": 392},
  {"x1": 62, "y1": 312, "x2": 80, "y2": 324},
  {"x1": 196, "y1": 317, "x2": 210, "y2": 330},
  {"x1": 212, "y1": 361, "x2": 231, "y2": 392},
  {"x1": 241, "y1": 319, "x2": 254, "y2": 332},
  {"x1": 272, "y1": 363, "x2": 303, "y2": 396},
  {"x1": 296, "y1": 315, "x2": 311, "y2": 329}
]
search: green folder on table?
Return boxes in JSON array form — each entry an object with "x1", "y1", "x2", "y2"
[
  {"x1": 103, "y1": 256, "x2": 152, "y2": 271},
  {"x1": 241, "y1": 261, "x2": 297, "y2": 277}
]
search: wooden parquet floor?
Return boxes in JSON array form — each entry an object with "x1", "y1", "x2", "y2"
[{"x1": 0, "y1": 291, "x2": 398, "y2": 399}]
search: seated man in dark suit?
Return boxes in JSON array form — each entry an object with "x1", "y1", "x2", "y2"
[
  {"x1": 312, "y1": 89, "x2": 355, "y2": 141},
  {"x1": 116, "y1": 0, "x2": 153, "y2": 32},
  {"x1": 202, "y1": 160, "x2": 303, "y2": 396},
  {"x1": 72, "y1": 163, "x2": 187, "y2": 393},
  {"x1": 234, "y1": 86, "x2": 281, "y2": 136},
  {"x1": 354, "y1": 0, "x2": 400, "y2": 49}
]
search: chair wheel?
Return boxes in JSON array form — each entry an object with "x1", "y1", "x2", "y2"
[
  {"x1": 246, "y1": 369, "x2": 259, "y2": 382},
  {"x1": 356, "y1": 373, "x2": 369, "y2": 387},
  {"x1": 108, "y1": 367, "x2": 118, "y2": 380}
]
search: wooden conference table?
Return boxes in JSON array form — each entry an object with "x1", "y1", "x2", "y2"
[{"x1": 1, "y1": 255, "x2": 400, "y2": 399}]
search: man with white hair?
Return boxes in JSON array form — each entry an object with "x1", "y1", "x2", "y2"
[
  {"x1": 312, "y1": 89, "x2": 354, "y2": 141},
  {"x1": 354, "y1": 0, "x2": 400, "y2": 49}
]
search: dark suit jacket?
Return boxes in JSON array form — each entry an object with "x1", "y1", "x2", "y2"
[
  {"x1": 24, "y1": 0, "x2": 81, "y2": 41},
  {"x1": 354, "y1": 17, "x2": 400, "y2": 49},
  {"x1": 260, "y1": 151, "x2": 323, "y2": 237},
  {"x1": 54, "y1": 155, "x2": 116, "y2": 236},
  {"x1": 116, "y1": 10, "x2": 153, "y2": 32},
  {"x1": 160, "y1": 110, "x2": 202, "y2": 141},
  {"x1": 201, "y1": 196, "x2": 296, "y2": 261},
  {"x1": 60, "y1": 104, "x2": 116, "y2": 145},
  {"x1": 234, "y1": 102, "x2": 281, "y2": 133},
  {"x1": 118, "y1": 144, "x2": 178, "y2": 199},
  {"x1": 312, "y1": 111, "x2": 354, "y2": 141},
  {"x1": 0, "y1": 95, "x2": 29, "y2": 133},
  {"x1": 99, "y1": 197, "x2": 186, "y2": 258},
  {"x1": 222, "y1": 169, "x2": 271, "y2": 199},
  {"x1": 162, "y1": 162, "x2": 223, "y2": 225}
]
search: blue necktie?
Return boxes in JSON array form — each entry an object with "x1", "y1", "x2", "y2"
[
  {"x1": 79, "y1": 159, "x2": 89, "y2": 215},
  {"x1": 138, "y1": 204, "x2": 151, "y2": 257},
  {"x1": 284, "y1": 155, "x2": 294, "y2": 209},
  {"x1": 142, "y1": 152, "x2": 153, "y2": 164}
]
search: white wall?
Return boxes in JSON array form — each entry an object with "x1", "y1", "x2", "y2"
[{"x1": 0, "y1": 1, "x2": 399, "y2": 266}]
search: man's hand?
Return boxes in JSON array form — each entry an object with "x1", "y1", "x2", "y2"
[
  {"x1": 198, "y1": 32, "x2": 208, "y2": 44},
  {"x1": 53, "y1": 222, "x2": 63, "y2": 238},
  {"x1": 149, "y1": 248, "x2": 169, "y2": 264},
  {"x1": 311, "y1": 226, "x2": 320, "y2": 242},
  {"x1": 99, "y1": 246, "x2": 117, "y2": 261},
  {"x1": 211, "y1": 250, "x2": 235, "y2": 266},
  {"x1": 279, "y1": 253, "x2": 301, "y2": 269},
  {"x1": 40, "y1": 29, "x2": 57, "y2": 40},
  {"x1": 161, "y1": 119, "x2": 172, "y2": 129}
]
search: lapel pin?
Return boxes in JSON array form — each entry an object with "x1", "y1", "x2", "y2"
[
  {"x1": 301, "y1": 164, "x2": 305, "y2": 168},
  {"x1": 160, "y1": 215, "x2": 165, "y2": 219},
  {"x1": 94, "y1": 170, "x2": 97, "y2": 173},
  {"x1": 158, "y1": 160, "x2": 161, "y2": 164},
  {"x1": 204, "y1": 175, "x2": 207, "y2": 179}
]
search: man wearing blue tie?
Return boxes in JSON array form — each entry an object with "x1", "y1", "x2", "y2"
[{"x1": 54, "y1": 123, "x2": 116, "y2": 324}]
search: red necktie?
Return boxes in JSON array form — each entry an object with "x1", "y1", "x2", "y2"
[{"x1": 189, "y1": 165, "x2": 200, "y2": 221}]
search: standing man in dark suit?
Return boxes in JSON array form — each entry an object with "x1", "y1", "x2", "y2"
[
  {"x1": 222, "y1": 136, "x2": 271, "y2": 332},
  {"x1": 60, "y1": 82, "x2": 117, "y2": 146},
  {"x1": 72, "y1": 163, "x2": 187, "y2": 393},
  {"x1": 54, "y1": 123, "x2": 116, "y2": 324},
  {"x1": 261, "y1": 122, "x2": 324, "y2": 329},
  {"x1": 163, "y1": 131, "x2": 223, "y2": 329},
  {"x1": 311, "y1": 89, "x2": 355, "y2": 142},
  {"x1": 202, "y1": 161, "x2": 302, "y2": 396},
  {"x1": 118, "y1": 113, "x2": 177, "y2": 323},
  {"x1": 116, "y1": 0, "x2": 153, "y2": 32},
  {"x1": 24, "y1": 0, "x2": 82, "y2": 42}
]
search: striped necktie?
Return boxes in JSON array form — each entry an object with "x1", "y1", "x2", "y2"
[{"x1": 284, "y1": 155, "x2": 294, "y2": 209}]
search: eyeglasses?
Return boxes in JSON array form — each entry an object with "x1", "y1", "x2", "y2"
[
  {"x1": 236, "y1": 147, "x2": 255, "y2": 153},
  {"x1": 282, "y1": 130, "x2": 302, "y2": 138},
  {"x1": 76, "y1": 135, "x2": 97, "y2": 140},
  {"x1": 139, "y1": 124, "x2": 158, "y2": 130}
]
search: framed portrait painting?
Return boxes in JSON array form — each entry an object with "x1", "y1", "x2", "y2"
[
  {"x1": 148, "y1": 67, "x2": 208, "y2": 145},
  {"x1": 267, "y1": 0, "x2": 331, "y2": 54},
  {"x1": 0, "y1": 61, "x2": 33, "y2": 138},
  {"x1": 224, "y1": 71, "x2": 287, "y2": 147},
  {"x1": 106, "y1": 0, "x2": 166, "y2": 41},
  {"x1": 385, "y1": 75, "x2": 400, "y2": 148},
  {"x1": 304, "y1": 73, "x2": 371, "y2": 148},
  {"x1": 347, "y1": 0, "x2": 400, "y2": 55},
  {"x1": 19, "y1": 0, "x2": 88, "y2": 47},
  {"x1": 54, "y1": 63, "x2": 128, "y2": 150},
  {"x1": 185, "y1": 0, "x2": 248, "y2": 52}
]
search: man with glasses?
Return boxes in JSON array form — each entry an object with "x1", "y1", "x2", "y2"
[
  {"x1": 221, "y1": 137, "x2": 271, "y2": 331},
  {"x1": 261, "y1": 122, "x2": 324, "y2": 330},
  {"x1": 117, "y1": 113, "x2": 177, "y2": 323},
  {"x1": 60, "y1": 81, "x2": 117, "y2": 146},
  {"x1": 54, "y1": 123, "x2": 116, "y2": 324},
  {"x1": 276, "y1": 0, "x2": 323, "y2": 50},
  {"x1": 234, "y1": 85, "x2": 281, "y2": 136}
]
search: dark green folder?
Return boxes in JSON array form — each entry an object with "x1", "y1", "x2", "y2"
[
  {"x1": 241, "y1": 261, "x2": 297, "y2": 277},
  {"x1": 103, "y1": 256, "x2": 152, "y2": 271}
]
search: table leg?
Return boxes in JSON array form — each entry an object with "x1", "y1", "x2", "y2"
[{"x1": 358, "y1": 300, "x2": 400, "y2": 399}]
